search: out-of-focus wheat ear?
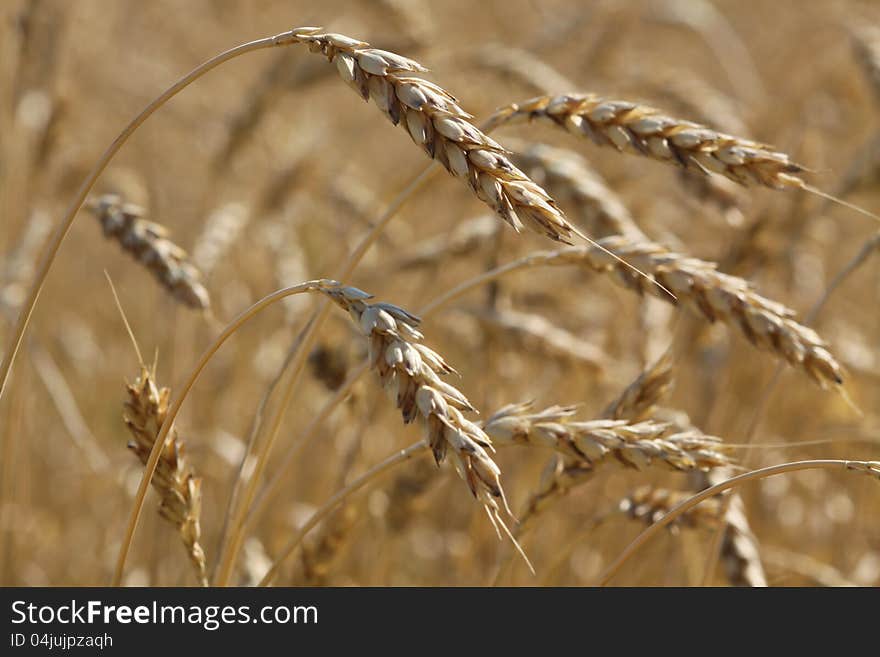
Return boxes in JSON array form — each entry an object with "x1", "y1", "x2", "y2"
[
  {"x1": 618, "y1": 485, "x2": 723, "y2": 532},
  {"x1": 123, "y1": 367, "x2": 208, "y2": 586},
  {"x1": 471, "y1": 306, "x2": 607, "y2": 372},
  {"x1": 547, "y1": 236, "x2": 845, "y2": 388},
  {"x1": 88, "y1": 194, "x2": 210, "y2": 310},
  {"x1": 484, "y1": 93, "x2": 806, "y2": 190},
  {"x1": 0, "y1": 208, "x2": 52, "y2": 316},
  {"x1": 692, "y1": 468, "x2": 767, "y2": 587},
  {"x1": 506, "y1": 139, "x2": 647, "y2": 240},
  {"x1": 396, "y1": 215, "x2": 497, "y2": 269},
  {"x1": 286, "y1": 27, "x2": 577, "y2": 244},
  {"x1": 851, "y1": 24, "x2": 880, "y2": 103},
  {"x1": 601, "y1": 351, "x2": 674, "y2": 421},
  {"x1": 192, "y1": 202, "x2": 250, "y2": 277},
  {"x1": 297, "y1": 504, "x2": 357, "y2": 585},
  {"x1": 375, "y1": 0, "x2": 434, "y2": 49},
  {"x1": 466, "y1": 45, "x2": 577, "y2": 95}
]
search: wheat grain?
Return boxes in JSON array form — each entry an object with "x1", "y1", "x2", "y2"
[
  {"x1": 485, "y1": 93, "x2": 805, "y2": 190},
  {"x1": 88, "y1": 195, "x2": 210, "y2": 310},
  {"x1": 123, "y1": 367, "x2": 207, "y2": 586},
  {"x1": 285, "y1": 27, "x2": 576, "y2": 243}
]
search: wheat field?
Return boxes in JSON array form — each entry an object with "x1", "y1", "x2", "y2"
[{"x1": 1, "y1": 0, "x2": 879, "y2": 587}]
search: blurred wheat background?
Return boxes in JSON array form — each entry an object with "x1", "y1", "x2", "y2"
[{"x1": 1, "y1": 0, "x2": 879, "y2": 587}]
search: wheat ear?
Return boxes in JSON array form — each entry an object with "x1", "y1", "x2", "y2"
[
  {"x1": 88, "y1": 195, "x2": 210, "y2": 310},
  {"x1": 484, "y1": 93, "x2": 805, "y2": 190},
  {"x1": 317, "y1": 284, "x2": 525, "y2": 559},
  {"x1": 619, "y1": 485, "x2": 723, "y2": 531},
  {"x1": 285, "y1": 27, "x2": 576, "y2": 243},
  {"x1": 123, "y1": 367, "x2": 207, "y2": 586},
  {"x1": 483, "y1": 402, "x2": 730, "y2": 471},
  {"x1": 546, "y1": 237, "x2": 844, "y2": 387}
]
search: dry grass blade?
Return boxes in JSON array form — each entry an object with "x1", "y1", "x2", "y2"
[
  {"x1": 485, "y1": 93, "x2": 805, "y2": 190},
  {"x1": 549, "y1": 236, "x2": 844, "y2": 388},
  {"x1": 88, "y1": 194, "x2": 210, "y2": 310},
  {"x1": 287, "y1": 27, "x2": 576, "y2": 243},
  {"x1": 124, "y1": 367, "x2": 207, "y2": 586}
]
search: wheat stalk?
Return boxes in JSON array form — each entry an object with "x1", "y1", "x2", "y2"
[
  {"x1": 88, "y1": 195, "x2": 210, "y2": 310},
  {"x1": 286, "y1": 27, "x2": 576, "y2": 243},
  {"x1": 123, "y1": 367, "x2": 207, "y2": 586},
  {"x1": 485, "y1": 93, "x2": 805, "y2": 190}
]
